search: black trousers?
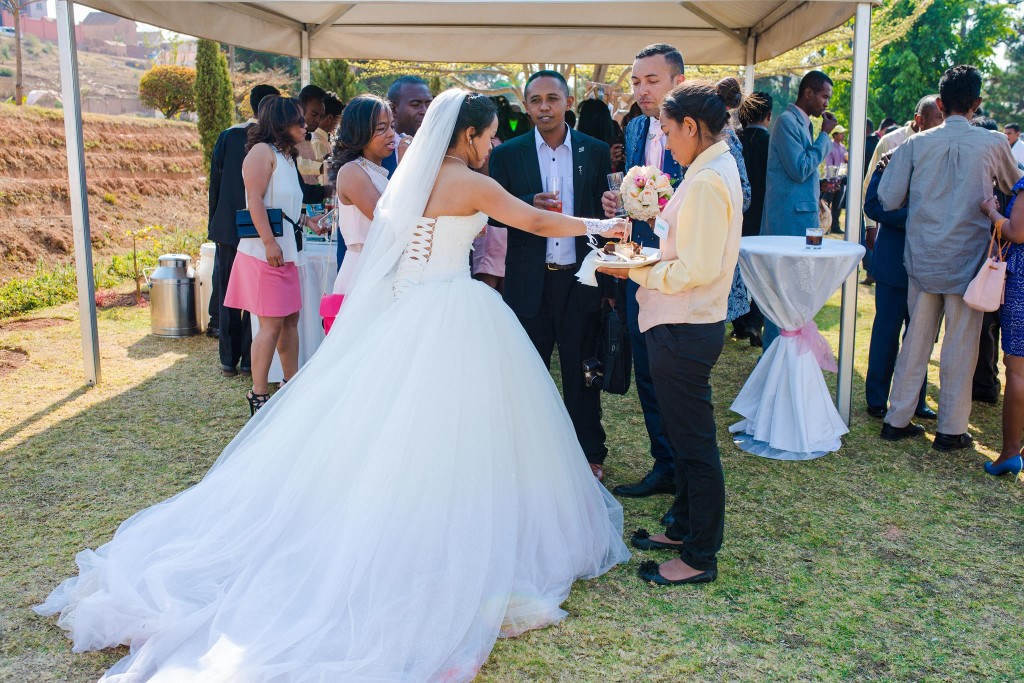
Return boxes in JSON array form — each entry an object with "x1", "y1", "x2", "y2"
[
  {"x1": 646, "y1": 321, "x2": 726, "y2": 572},
  {"x1": 517, "y1": 268, "x2": 606, "y2": 464},
  {"x1": 214, "y1": 243, "x2": 252, "y2": 371},
  {"x1": 973, "y1": 310, "x2": 1001, "y2": 400}
]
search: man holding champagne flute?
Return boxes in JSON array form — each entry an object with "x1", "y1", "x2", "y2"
[{"x1": 489, "y1": 69, "x2": 614, "y2": 480}]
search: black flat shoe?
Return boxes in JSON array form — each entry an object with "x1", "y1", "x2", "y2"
[
  {"x1": 914, "y1": 406, "x2": 937, "y2": 420},
  {"x1": 932, "y1": 432, "x2": 973, "y2": 452},
  {"x1": 880, "y1": 422, "x2": 925, "y2": 441},
  {"x1": 613, "y1": 471, "x2": 675, "y2": 498},
  {"x1": 867, "y1": 405, "x2": 887, "y2": 419},
  {"x1": 631, "y1": 528, "x2": 684, "y2": 552},
  {"x1": 638, "y1": 560, "x2": 717, "y2": 586}
]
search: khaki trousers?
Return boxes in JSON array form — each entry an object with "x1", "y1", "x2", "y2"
[{"x1": 884, "y1": 281, "x2": 983, "y2": 435}]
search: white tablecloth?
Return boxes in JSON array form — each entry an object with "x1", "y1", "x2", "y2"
[
  {"x1": 252, "y1": 239, "x2": 337, "y2": 383},
  {"x1": 729, "y1": 236, "x2": 865, "y2": 460}
]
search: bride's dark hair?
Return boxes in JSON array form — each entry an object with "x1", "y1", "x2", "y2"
[{"x1": 448, "y1": 93, "x2": 498, "y2": 148}]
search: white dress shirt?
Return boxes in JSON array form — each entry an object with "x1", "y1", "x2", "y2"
[
  {"x1": 644, "y1": 117, "x2": 665, "y2": 168},
  {"x1": 535, "y1": 125, "x2": 577, "y2": 265},
  {"x1": 1011, "y1": 139, "x2": 1024, "y2": 168}
]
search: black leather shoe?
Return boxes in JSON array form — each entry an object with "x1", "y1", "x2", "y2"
[
  {"x1": 867, "y1": 405, "x2": 887, "y2": 419},
  {"x1": 660, "y1": 511, "x2": 675, "y2": 527},
  {"x1": 932, "y1": 432, "x2": 974, "y2": 452},
  {"x1": 748, "y1": 331, "x2": 763, "y2": 348},
  {"x1": 631, "y1": 529, "x2": 684, "y2": 552},
  {"x1": 638, "y1": 560, "x2": 717, "y2": 586},
  {"x1": 880, "y1": 422, "x2": 925, "y2": 441},
  {"x1": 613, "y1": 471, "x2": 675, "y2": 498},
  {"x1": 914, "y1": 406, "x2": 937, "y2": 420}
]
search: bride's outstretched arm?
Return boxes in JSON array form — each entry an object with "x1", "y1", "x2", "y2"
[{"x1": 473, "y1": 174, "x2": 625, "y2": 239}]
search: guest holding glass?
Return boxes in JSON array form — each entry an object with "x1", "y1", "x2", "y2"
[
  {"x1": 979, "y1": 177, "x2": 1024, "y2": 477},
  {"x1": 598, "y1": 81, "x2": 743, "y2": 585},
  {"x1": 224, "y1": 96, "x2": 308, "y2": 415},
  {"x1": 329, "y1": 94, "x2": 395, "y2": 296}
]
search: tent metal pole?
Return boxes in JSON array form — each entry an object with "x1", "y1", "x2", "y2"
[
  {"x1": 56, "y1": 0, "x2": 100, "y2": 386},
  {"x1": 300, "y1": 28, "x2": 310, "y2": 87},
  {"x1": 836, "y1": 1, "x2": 872, "y2": 426},
  {"x1": 743, "y1": 37, "x2": 755, "y2": 95}
]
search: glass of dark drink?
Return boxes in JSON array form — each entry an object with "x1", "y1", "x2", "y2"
[{"x1": 805, "y1": 227, "x2": 824, "y2": 249}]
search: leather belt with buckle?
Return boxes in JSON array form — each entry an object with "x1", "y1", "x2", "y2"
[{"x1": 545, "y1": 262, "x2": 576, "y2": 271}]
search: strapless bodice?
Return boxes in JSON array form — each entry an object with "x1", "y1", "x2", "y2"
[{"x1": 393, "y1": 212, "x2": 488, "y2": 297}]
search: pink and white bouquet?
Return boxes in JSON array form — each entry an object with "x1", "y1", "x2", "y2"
[{"x1": 621, "y1": 165, "x2": 674, "y2": 221}]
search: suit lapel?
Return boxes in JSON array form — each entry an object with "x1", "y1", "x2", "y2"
[{"x1": 519, "y1": 134, "x2": 544, "y2": 196}]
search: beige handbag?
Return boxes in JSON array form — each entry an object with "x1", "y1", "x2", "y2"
[
  {"x1": 964, "y1": 224, "x2": 1007, "y2": 312},
  {"x1": 818, "y1": 199, "x2": 832, "y2": 233}
]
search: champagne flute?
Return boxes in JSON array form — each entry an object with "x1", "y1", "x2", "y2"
[
  {"x1": 544, "y1": 176, "x2": 563, "y2": 213},
  {"x1": 606, "y1": 172, "x2": 628, "y2": 218}
]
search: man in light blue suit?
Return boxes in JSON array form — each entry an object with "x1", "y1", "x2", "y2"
[{"x1": 761, "y1": 70, "x2": 838, "y2": 349}]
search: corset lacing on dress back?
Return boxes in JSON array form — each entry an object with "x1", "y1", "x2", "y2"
[{"x1": 393, "y1": 212, "x2": 487, "y2": 299}]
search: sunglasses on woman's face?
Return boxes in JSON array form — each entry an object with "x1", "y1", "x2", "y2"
[{"x1": 292, "y1": 118, "x2": 307, "y2": 129}]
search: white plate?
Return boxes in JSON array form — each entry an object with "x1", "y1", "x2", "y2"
[{"x1": 589, "y1": 246, "x2": 660, "y2": 269}]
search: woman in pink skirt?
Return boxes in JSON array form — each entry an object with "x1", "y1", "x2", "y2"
[{"x1": 225, "y1": 96, "x2": 307, "y2": 414}]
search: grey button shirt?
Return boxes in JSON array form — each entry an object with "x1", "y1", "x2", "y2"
[{"x1": 879, "y1": 115, "x2": 1023, "y2": 294}]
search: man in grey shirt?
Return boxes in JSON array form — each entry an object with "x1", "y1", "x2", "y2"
[{"x1": 878, "y1": 65, "x2": 1023, "y2": 451}]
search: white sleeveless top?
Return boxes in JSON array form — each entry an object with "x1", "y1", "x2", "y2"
[{"x1": 237, "y1": 146, "x2": 304, "y2": 265}]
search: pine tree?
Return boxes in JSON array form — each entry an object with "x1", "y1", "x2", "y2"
[
  {"x1": 195, "y1": 39, "x2": 234, "y2": 178},
  {"x1": 310, "y1": 59, "x2": 359, "y2": 102}
]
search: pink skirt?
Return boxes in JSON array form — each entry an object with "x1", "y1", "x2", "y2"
[{"x1": 224, "y1": 252, "x2": 302, "y2": 318}]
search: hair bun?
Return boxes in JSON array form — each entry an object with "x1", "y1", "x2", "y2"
[{"x1": 715, "y1": 77, "x2": 742, "y2": 109}]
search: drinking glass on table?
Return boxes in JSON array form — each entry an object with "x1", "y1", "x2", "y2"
[
  {"x1": 544, "y1": 176, "x2": 563, "y2": 213},
  {"x1": 606, "y1": 172, "x2": 628, "y2": 217},
  {"x1": 805, "y1": 227, "x2": 824, "y2": 249}
]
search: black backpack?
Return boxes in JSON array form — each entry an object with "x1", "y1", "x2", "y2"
[{"x1": 583, "y1": 306, "x2": 632, "y2": 395}]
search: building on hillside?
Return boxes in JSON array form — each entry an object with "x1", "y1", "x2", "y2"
[
  {"x1": 80, "y1": 11, "x2": 138, "y2": 46},
  {"x1": 23, "y1": 2, "x2": 47, "y2": 19}
]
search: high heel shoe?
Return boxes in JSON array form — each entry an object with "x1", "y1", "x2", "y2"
[
  {"x1": 984, "y1": 455, "x2": 1023, "y2": 477},
  {"x1": 246, "y1": 390, "x2": 271, "y2": 416}
]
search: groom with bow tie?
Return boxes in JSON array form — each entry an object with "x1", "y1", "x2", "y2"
[
  {"x1": 602, "y1": 44, "x2": 686, "y2": 499},
  {"x1": 489, "y1": 70, "x2": 613, "y2": 479}
]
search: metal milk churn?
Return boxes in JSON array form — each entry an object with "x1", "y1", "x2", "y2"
[{"x1": 147, "y1": 254, "x2": 200, "y2": 337}]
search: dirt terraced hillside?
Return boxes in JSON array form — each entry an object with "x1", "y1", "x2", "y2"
[{"x1": 0, "y1": 104, "x2": 206, "y2": 284}]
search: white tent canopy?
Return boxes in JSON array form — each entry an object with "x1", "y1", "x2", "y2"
[
  {"x1": 56, "y1": 0, "x2": 876, "y2": 425},
  {"x1": 79, "y1": 0, "x2": 868, "y2": 65}
]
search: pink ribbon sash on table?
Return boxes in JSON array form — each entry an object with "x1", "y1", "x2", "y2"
[{"x1": 779, "y1": 320, "x2": 837, "y2": 372}]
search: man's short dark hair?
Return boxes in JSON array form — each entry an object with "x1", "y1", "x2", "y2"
[
  {"x1": 1006, "y1": 122, "x2": 1021, "y2": 133},
  {"x1": 915, "y1": 94, "x2": 939, "y2": 116},
  {"x1": 524, "y1": 70, "x2": 570, "y2": 98},
  {"x1": 323, "y1": 92, "x2": 344, "y2": 117},
  {"x1": 250, "y1": 84, "x2": 280, "y2": 117},
  {"x1": 971, "y1": 116, "x2": 998, "y2": 131},
  {"x1": 635, "y1": 43, "x2": 685, "y2": 78},
  {"x1": 938, "y1": 65, "x2": 982, "y2": 115},
  {"x1": 866, "y1": 117, "x2": 874, "y2": 135},
  {"x1": 878, "y1": 116, "x2": 897, "y2": 131},
  {"x1": 798, "y1": 70, "x2": 833, "y2": 98},
  {"x1": 387, "y1": 75, "x2": 429, "y2": 105},
  {"x1": 298, "y1": 84, "x2": 328, "y2": 105},
  {"x1": 738, "y1": 91, "x2": 773, "y2": 128}
]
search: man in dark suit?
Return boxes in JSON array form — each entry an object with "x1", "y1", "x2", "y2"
[
  {"x1": 208, "y1": 85, "x2": 329, "y2": 376},
  {"x1": 731, "y1": 91, "x2": 773, "y2": 346},
  {"x1": 489, "y1": 70, "x2": 612, "y2": 478},
  {"x1": 600, "y1": 44, "x2": 685, "y2": 498}
]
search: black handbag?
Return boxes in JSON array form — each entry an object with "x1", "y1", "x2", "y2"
[
  {"x1": 583, "y1": 306, "x2": 632, "y2": 395},
  {"x1": 236, "y1": 207, "x2": 285, "y2": 239}
]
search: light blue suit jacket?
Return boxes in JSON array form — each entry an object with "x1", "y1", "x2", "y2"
[{"x1": 761, "y1": 103, "x2": 831, "y2": 235}]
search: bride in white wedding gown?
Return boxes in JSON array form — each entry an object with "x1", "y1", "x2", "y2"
[{"x1": 36, "y1": 89, "x2": 631, "y2": 682}]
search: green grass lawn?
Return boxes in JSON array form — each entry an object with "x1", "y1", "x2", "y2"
[{"x1": 1, "y1": 280, "x2": 1021, "y2": 682}]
